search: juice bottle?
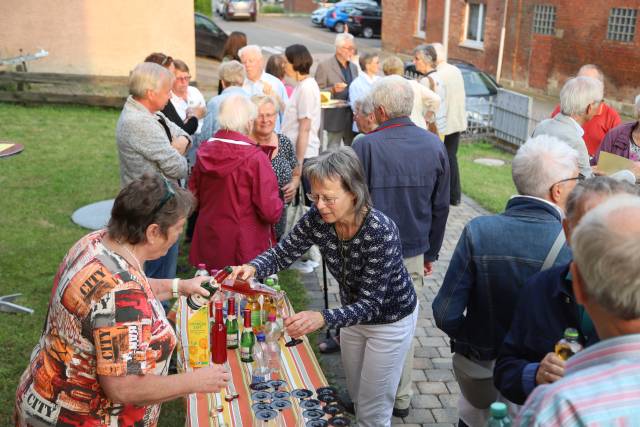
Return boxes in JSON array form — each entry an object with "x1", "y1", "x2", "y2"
[{"x1": 555, "y1": 327, "x2": 583, "y2": 361}]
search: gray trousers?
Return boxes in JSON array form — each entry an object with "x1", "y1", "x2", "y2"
[{"x1": 324, "y1": 128, "x2": 355, "y2": 152}]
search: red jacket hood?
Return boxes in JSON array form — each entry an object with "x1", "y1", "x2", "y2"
[{"x1": 197, "y1": 130, "x2": 275, "y2": 178}]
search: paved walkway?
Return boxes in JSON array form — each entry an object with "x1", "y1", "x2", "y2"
[{"x1": 300, "y1": 194, "x2": 489, "y2": 426}]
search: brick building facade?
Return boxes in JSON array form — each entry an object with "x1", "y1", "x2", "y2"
[{"x1": 382, "y1": 0, "x2": 640, "y2": 105}]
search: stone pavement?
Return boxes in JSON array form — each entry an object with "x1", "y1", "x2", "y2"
[{"x1": 299, "y1": 194, "x2": 489, "y2": 426}]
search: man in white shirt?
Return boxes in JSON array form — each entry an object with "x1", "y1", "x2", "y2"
[
  {"x1": 239, "y1": 45, "x2": 289, "y2": 132},
  {"x1": 431, "y1": 43, "x2": 467, "y2": 205},
  {"x1": 533, "y1": 76, "x2": 602, "y2": 178}
]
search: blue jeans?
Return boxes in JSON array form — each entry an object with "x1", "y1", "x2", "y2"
[{"x1": 144, "y1": 240, "x2": 179, "y2": 279}]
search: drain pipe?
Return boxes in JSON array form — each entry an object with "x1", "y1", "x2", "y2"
[
  {"x1": 496, "y1": 0, "x2": 509, "y2": 82},
  {"x1": 443, "y1": 0, "x2": 450, "y2": 59}
]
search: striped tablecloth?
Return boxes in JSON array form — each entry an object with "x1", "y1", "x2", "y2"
[{"x1": 175, "y1": 296, "x2": 329, "y2": 426}]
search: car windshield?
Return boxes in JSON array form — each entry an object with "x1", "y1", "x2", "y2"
[{"x1": 461, "y1": 69, "x2": 497, "y2": 97}]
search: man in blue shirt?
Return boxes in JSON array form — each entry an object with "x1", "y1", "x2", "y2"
[
  {"x1": 353, "y1": 75, "x2": 450, "y2": 417},
  {"x1": 517, "y1": 194, "x2": 640, "y2": 425}
]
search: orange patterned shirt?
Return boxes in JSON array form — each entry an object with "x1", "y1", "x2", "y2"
[{"x1": 15, "y1": 230, "x2": 176, "y2": 426}]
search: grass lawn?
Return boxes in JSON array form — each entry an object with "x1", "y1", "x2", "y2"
[
  {"x1": 0, "y1": 103, "x2": 307, "y2": 425},
  {"x1": 459, "y1": 141, "x2": 516, "y2": 213}
]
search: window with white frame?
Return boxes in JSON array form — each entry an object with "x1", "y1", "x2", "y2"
[
  {"x1": 607, "y1": 8, "x2": 637, "y2": 42},
  {"x1": 416, "y1": 0, "x2": 428, "y2": 37},
  {"x1": 464, "y1": 2, "x2": 485, "y2": 48},
  {"x1": 533, "y1": 4, "x2": 556, "y2": 35}
]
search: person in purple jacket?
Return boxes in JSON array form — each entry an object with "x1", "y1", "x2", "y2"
[{"x1": 594, "y1": 94, "x2": 640, "y2": 177}]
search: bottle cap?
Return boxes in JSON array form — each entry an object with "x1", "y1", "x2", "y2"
[
  {"x1": 198, "y1": 263, "x2": 206, "y2": 270},
  {"x1": 256, "y1": 332, "x2": 266, "y2": 342},
  {"x1": 265, "y1": 278, "x2": 275, "y2": 286},
  {"x1": 227, "y1": 297, "x2": 236, "y2": 315},
  {"x1": 564, "y1": 327, "x2": 579, "y2": 339},
  {"x1": 268, "y1": 313, "x2": 276, "y2": 321},
  {"x1": 215, "y1": 300, "x2": 223, "y2": 309},
  {"x1": 489, "y1": 402, "x2": 507, "y2": 418}
]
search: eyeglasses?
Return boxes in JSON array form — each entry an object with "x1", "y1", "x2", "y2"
[
  {"x1": 550, "y1": 173, "x2": 586, "y2": 191},
  {"x1": 151, "y1": 177, "x2": 176, "y2": 215},
  {"x1": 306, "y1": 192, "x2": 343, "y2": 206},
  {"x1": 258, "y1": 112, "x2": 277, "y2": 120},
  {"x1": 175, "y1": 75, "x2": 191, "y2": 82}
]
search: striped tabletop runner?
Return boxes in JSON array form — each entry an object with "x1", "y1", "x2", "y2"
[{"x1": 175, "y1": 296, "x2": 329, "y2": 426}]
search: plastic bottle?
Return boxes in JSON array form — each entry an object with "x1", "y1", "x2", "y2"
[
  {"x1": 264, "y1": 278, "x2": 276, "y2": 319},
  {"x1": 555, "y1": 328, "x2": 583, "y2": 361},
  {"x1": 251, "y1": 333, "x2": 270, "y2": 384},
  {"x1": 195, "y1": 263, "x2": 208, "y2": 277},
  {"x1": 240, "y1": 308, "x2": 255, "y2": 363},
  {"x1": 265, "y1": 313, "x2": 282, "y2": 374},
  {"x1": 486, "y1": 402, "x2": 511, "y2": 426},
  {"x1": 248, "y1": 296, "x2": 262, "y2": 331}
]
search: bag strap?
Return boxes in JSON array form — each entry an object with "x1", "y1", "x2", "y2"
[{"x1": 541, "y1": 229, "x2": 566, "y2": 271}]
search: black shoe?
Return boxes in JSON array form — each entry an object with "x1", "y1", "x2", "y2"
[
  {"x1": 393, "y1": 407, "x2": 410, "y2": 418},
  {"x1": 338, "y1": 395, "x2": 355, "y2": 414}
]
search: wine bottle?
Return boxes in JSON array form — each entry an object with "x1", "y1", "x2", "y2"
[{"x1": 240, "y1": 308, "x2": 255, "y2": 363}]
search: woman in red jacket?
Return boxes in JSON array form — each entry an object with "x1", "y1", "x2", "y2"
[{"x1": 188, "y1": 94, "x2": 283, "y2": 270}]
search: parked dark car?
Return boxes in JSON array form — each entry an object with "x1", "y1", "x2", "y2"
[
  {"x1": 323, "y1": 0, "x2": 378, "y2": 33},
  {"x1": 404, "y1": 59, "x2": 499, "y2": 129},
  {"x1": 195, "y1": 12, "x2": 228, "y2": 60},
  {"x1": 347, "y1": 5, "x2": 381, "y2": 38}
]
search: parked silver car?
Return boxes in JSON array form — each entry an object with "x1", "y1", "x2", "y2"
[{"x1": 223, "y1": 0, "x2": 257, "y2": 21}]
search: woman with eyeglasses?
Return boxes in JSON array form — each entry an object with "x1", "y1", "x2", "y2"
[
  {"x1": 251, "y1": 95, "x2": 300, "y2": 240},
  {"x1": 14, "y1": 174, "x2": 231, "y2": 427},
  {"x1": 230, "y1": 147, "x2": 419, "y2": 427},
  {"x1": 144, "y1": 52, "x2": 200, "y2": 136}
]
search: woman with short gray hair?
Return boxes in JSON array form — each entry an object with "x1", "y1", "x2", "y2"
[
  {"x1": 231, "y1": 147, "x2": 419, "y2": 427},
  {"x1": 188, "y1": 94, "x2": 283, "y2": 269}
]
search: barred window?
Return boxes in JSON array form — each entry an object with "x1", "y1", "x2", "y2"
[
  {"x1": 607, "y1": 8, "x2": 637, "y2": 42},
  {"x1": 533, "y1": 4, "x2": 556, "y2": 35}
]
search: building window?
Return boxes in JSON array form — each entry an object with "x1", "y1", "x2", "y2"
[
  {"x1": 416, "y1": 0, "x2": 428, "y2": 37},
  {"x1": 607, "y1": 8, "x2": 637, "y2": 42},
  {"x1": 464, "y1": 2, "x2": 485, "y2": 48},
  {"x1": 533, "y1": 4, "x2": 556, "y2": 35}
]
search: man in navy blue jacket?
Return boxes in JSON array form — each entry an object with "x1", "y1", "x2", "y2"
[
  {"x1": 494, "y1": 177, "x2": 639, "y2": 405},
  {"x1": 353, "y1": 75, "x2": 450, "y2": 417}
]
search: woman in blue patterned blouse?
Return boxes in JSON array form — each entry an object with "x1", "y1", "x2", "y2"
[{"x1": 231, "y1": 147, "x2": 419, "y2": 427}]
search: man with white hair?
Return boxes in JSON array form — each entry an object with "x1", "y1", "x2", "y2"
[
  {"x1": 517, "y1": 195, "x2": 640, "y2": 425},
  {"x1": 429, "y1": 42, "x2": 467, "y2": 206},
  {"x1": 116, "y1": 61, "x2": 190, "y2": 279},
  {"x1": 188, "y1": 94, "x2": 283, "y2": 270},
  {"x1": 533, "y1": 75, "x2": 604, "y2": 177},
  {"x1": 433, "y1": 135, "x2": 578, "y2": 426},
  {"x1": 315, "y1": 33, "x2": 359, "y2": 150},
  {"x1": 551, "y1": 64, "x2": 621, "y2": 157},
  {"x1": 239, "y1": 45, "x2": 288, "y2": 132},
  {"x1": 353, "y1": 75, "x2": 450, "y2": 418}
]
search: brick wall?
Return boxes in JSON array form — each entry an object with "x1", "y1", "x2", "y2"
[
  {"x1": 382, "y1": 0, "x2": 640, "y2": 103},
  {"x1": 283, "y1": 0, "x2": 317, "y2": 14}
]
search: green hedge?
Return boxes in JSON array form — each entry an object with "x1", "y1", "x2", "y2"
[
  {"x1": 195, "y1": 0, "x2": 212, "y2": 15},
  {"x1": 261, "y1": 4, "x2": 285, "y2": 13}
]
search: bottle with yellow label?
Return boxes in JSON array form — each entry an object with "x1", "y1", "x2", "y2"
[
  {"x1": 555, "y1": 328, "x2": 583, "y2": 361},
  {"x1": 187, "y1": 306, "x2": 210, "y2": 367}
]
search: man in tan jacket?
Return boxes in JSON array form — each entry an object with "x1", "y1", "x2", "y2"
[{"x1": 431, "y1": 43, "x2": 467, "y2": 206}]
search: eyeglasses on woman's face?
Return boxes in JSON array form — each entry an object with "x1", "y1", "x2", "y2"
[{"x1": 306, "y1": 192, "x2": 344, "y2": 206}]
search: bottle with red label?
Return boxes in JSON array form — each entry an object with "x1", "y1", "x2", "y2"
[{"x1": 211, "y1": 300, "x2": 227, "y2": 364}]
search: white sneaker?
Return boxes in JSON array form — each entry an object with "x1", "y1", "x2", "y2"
[{"x1": 290, "y1": 260, "x2": 313, "y2": 274}]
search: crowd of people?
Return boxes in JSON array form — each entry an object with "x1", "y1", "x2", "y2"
[{"x1": 13, "y1": 26, "x2": 640, "y2": 427}]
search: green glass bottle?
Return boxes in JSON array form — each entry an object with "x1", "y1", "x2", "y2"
[
  {"x1": 240, "y1": 308, "x2": 255, "y2": 363},
  {"x1": 226, "y1": 297, "x2": 239, "y2": 349}
]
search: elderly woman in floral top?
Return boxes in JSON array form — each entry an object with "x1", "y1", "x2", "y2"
[{"x1": 231, "y1": 148, "x2": 419, "y2": 427}]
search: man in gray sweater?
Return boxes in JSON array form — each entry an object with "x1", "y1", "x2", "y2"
[{"x1": 116, "y1": 62, "x2": 191, "y2": 279}]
